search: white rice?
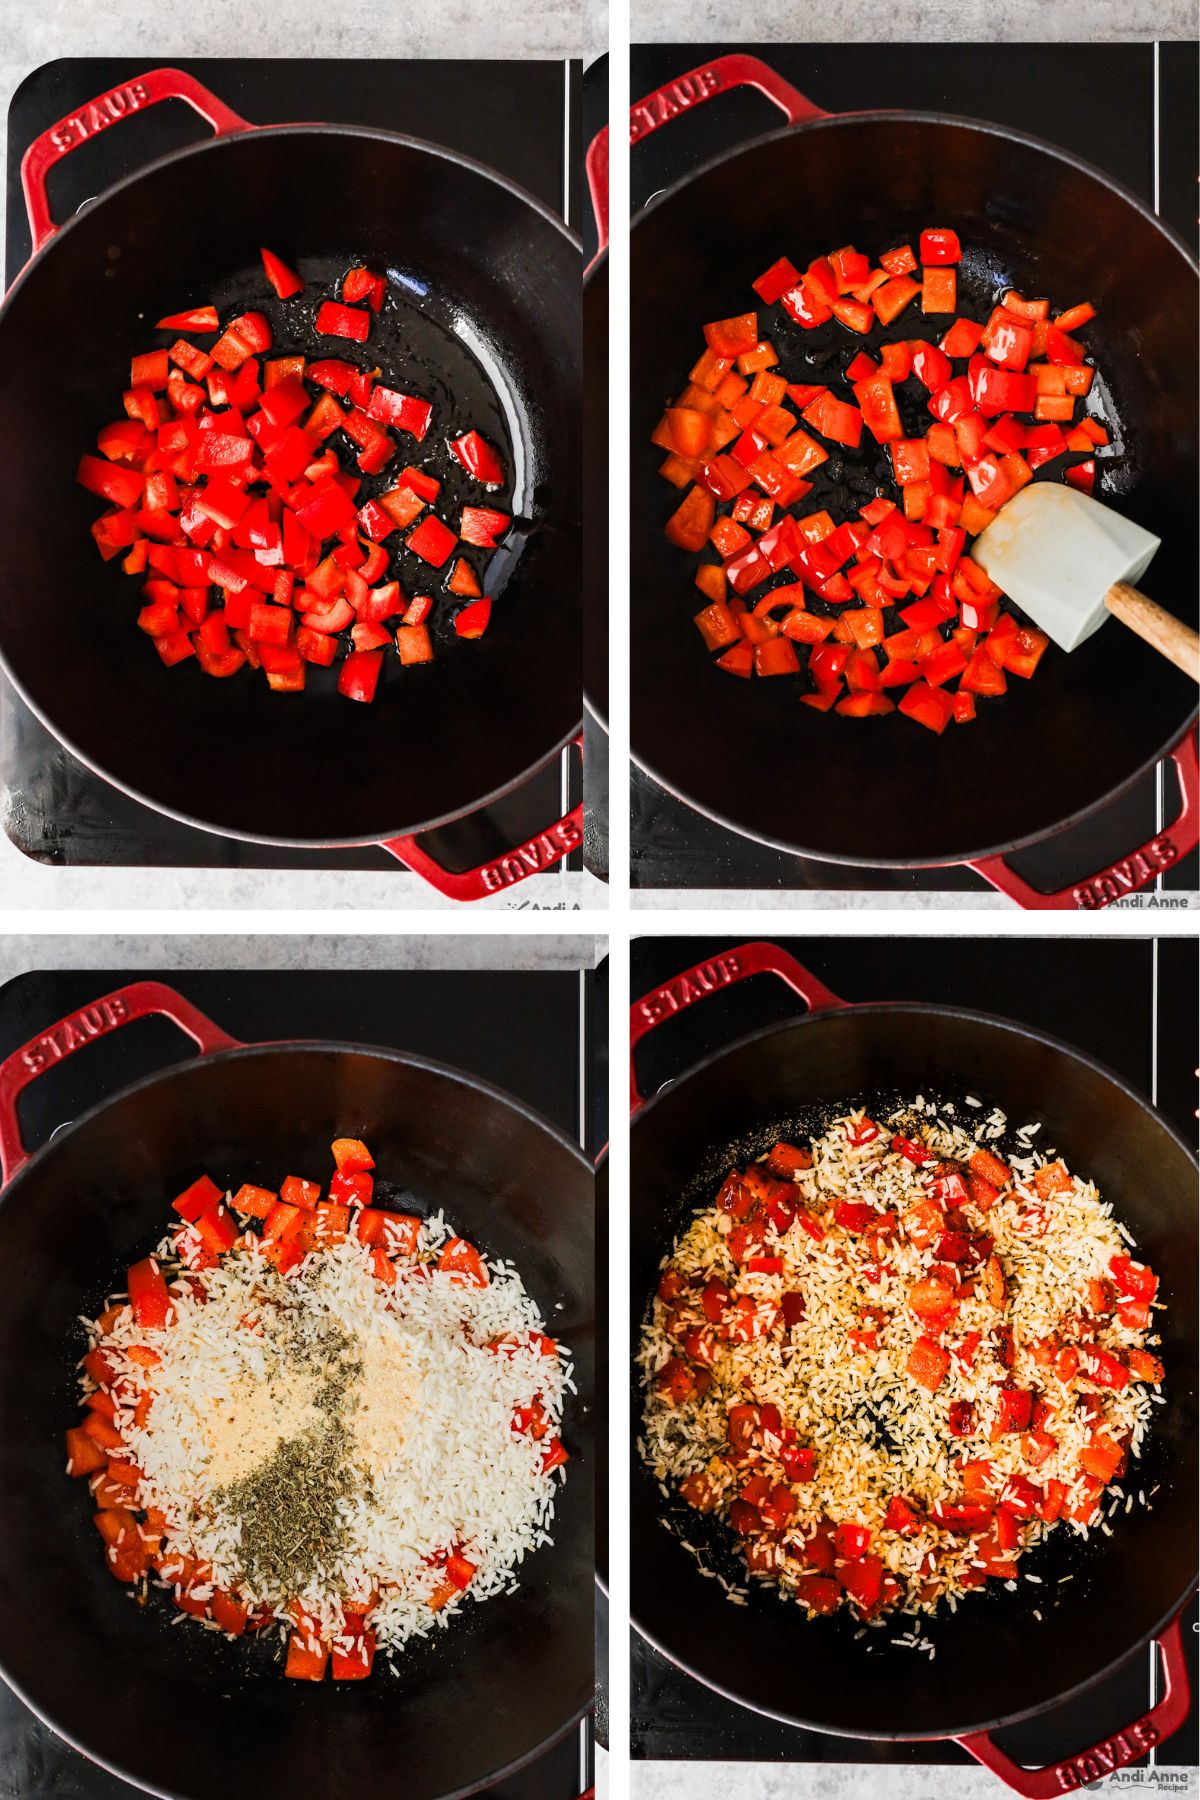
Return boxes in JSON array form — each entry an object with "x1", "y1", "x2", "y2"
[
  {"x1": 639, "y1": 1099, "x2": 1162, "y2": 1620},
  {"x1": 79, "y1": 1208, "x2": 570, "y2": 1653}
]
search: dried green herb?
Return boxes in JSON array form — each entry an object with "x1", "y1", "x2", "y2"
[{"x1": 214, "y1": 1319, "x2": 368, "y2": 1597}]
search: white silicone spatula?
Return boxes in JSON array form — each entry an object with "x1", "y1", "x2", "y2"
[{"x1": 972, "y1": 482, "x2": 1199, "y2": 682}]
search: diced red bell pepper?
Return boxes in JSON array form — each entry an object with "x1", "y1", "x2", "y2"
[
  {"x1": 891, "y1": 1135, "x2": 932, "y2": 1166},
  {"x1": 948, "y1": 1400, "x2": 976, "y2": 1436},
  {"x1": 907, "y1": 1336, "x2": 950, "y2": 1391},
  {"x1": 437, "y1": 1236, "x2": 489, "y2": 1287},
  {"x1": 922, "y1": 267, "x2": 957, "y2": 314},
  {"x1": 970, "y1": 361, "x2": 1037, "y2": 417},
  {"x1": 78, "y1": 454, "x2": 144, "y2": 509},
  {"x1": 1128, "y1": 1348, "x2": 1164, "y2": 1384},
  {"x1": 247, "y1": 602, "x2": 293, "y2": 647},
  {"x1": 367, "y1": 387, "x2": 432, "y2": 441},
  {"x1": 541, "y1": 1436, "x2": 569, "y2": 1473},
  {"x1": 450, "y1": 430, "x2": 505, "y2": 484},
  {"x1": 932, "y1": 336, "x2": 978, "y2": 386},
  {"x1": 1078, "y1": 1433, "x2": 1125, "y2": 1483},
  {"x1": 194, "y1": 1204, "x2": 238, "y2": 1255},
  {"x1": 260, "y1": 247, "x2": 304, "y2": 299},
  {"x1": 980, "y1": 307, "x2": 1034, "y2": 372},
  {"x1": 932, "y1": 1500, "x2": 994, "y2": 1532},
  {"x1": 909, "y1": 341, "x2": 953, "y2": 392},
  {"x1": 156, "y1": 305, "x2": 219, "y2": 332},
  {"x1": 898, "y1": 680, "x2": 954, "y2": 734},
  {"x1": 460, "y1": 507, "x2": 510, "y2": 549},
  {"x1": 839, "y1": 1554, "x2": 884, "y2": 1613},
  {"x1": 171, "y1": 1174, "x2": 223, "y2": 1224},
  {"x1": 880, "y1": 245, "x2": 917, "y2": 276},
  {"x1": 802, "y1": 392, "x2": 862, "y2": 449},
  {"x1": 329, "y1": 1614, "x2": 376, "y2": 1680},
  {"x1": 834, "y1": 1521, "x2": 872, "y2": 1560},
  {"x1": 1109, "y1": 1254, "x2": 1157, "y2": 1303},
  {"x1": 920, "y1": 228, "x2": 961, "y2": 265},
  {"x1": 328, "y1": 1168, "x2": 374, "y2": 1209},
  {"x1": 342, "y1": 266, "x2": 387, "y2": 312},
  {"x1": 703, "y1": 314, "x2": 758, "y2": 358},
  {"x1": 781, "y1": 1445, "x2": 816, "y2": 1483},
  {"x1": 752, "y1": 257, "x2": 801, "y2": 304},
  {"x1": 228, "y1": 1184, "x2": 276, "y2": 1221},
  {"x1": 127, "y1": 1259, "x2": 172, "y2": 1329},
  {"x1": 1003, "y1": 625, "x2": 1049, "y2": 679},
  {"x1": 407, "y1": 515, "x2": 459, "y2": 566},
  {"x1": 960, "y1": 646, "x2": 1007, "y2": 697},
  {"x1": 295, "y1": 482, "x2": 358, "y2": 539},
  {"x1": 454, "y1": 598, "x2": 492, "y2": 639},
  {"x1": 990, "y1": 1386, "x2": 1033, "y2": 1437},
  {"x1": 781, "y1": 283, "x2": 831, "y2": 329},
  {"x1": 395, "y1": 626, "x2": 433, "y2": 669},
  {"x1": 315, "y1": 301, "x2": 371, "y2": 344},
  {"x1": 852, "y1": 375, "x2": 902, "y2": 443},
  {"x1": 834, "y1": 1200, "x2": 877, "y2": 1237},
  {"x1": 872, "y1": 277, "x2": 919, "y2": 326},
  {"x1": 1081, "y1": 1347, "x2": 1130, "y2": 1390},
  {"x1": 884, "y1": 1496, "x2": 921, "y2": 1534},
  {"x1": 329, "y1": 1137, "x2": 374, "y2": 1173},
  {"x1": 795, "y1": 1574, "x2": 841, "y2": 1614},
  {"x1": 66, "y1": 1429, "x2": 109, "y2": 1476},
  {"x1": 337, "y1": 649, "x2": 383, "y2": 703},
  {"x1": 285, "y1": 1622, "x2": 328, "y2": 1680},
  {"x1": 357, "y1": 499, "x2": 397, "y2": 544},
  {"x1": 833, "y1": 297, "x2": 875, "y2": 334}
]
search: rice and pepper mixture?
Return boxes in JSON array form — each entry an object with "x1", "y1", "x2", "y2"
[
  {"x1": 66, "y1": 1138, "x2": 570, "y2": 1680},
  {"x1": 639, "y1": 1097, "x2": 1165, "y2": 1630}
]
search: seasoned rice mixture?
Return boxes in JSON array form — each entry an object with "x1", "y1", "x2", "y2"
[
  {"x1": 639, "y1": 1097, "x2": 1165, "y2": 1630},
  {"x1": 69, "y1": 1141, "x2": 571, "y2": 1680}
]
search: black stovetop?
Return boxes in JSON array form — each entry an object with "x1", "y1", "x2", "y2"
[
  {"x1": 629, "y1": 42, "x2": 1199, "y2": 897},
  {"x1": 582, "y1": 55, "x2": 609, "y2": 884},
  {"x1": 2, "y1": 57, "x2": 582, "y2": 879},
  {"x1": 0, "y1": 962, "x2": 600, "y2": 1799},
  {"x1": 629, "y1": 934, "x2": 1199, "y2": 1768}
]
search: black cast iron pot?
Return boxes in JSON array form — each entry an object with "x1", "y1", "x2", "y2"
[
  {"x1": 629, "y1": 941, "x2": 1197, "y2": 1794},
  {"x1": 628, "y1": 56, "x2": 1199, "y2": 908},
  {"x1": 0, "y1": 980, "x2": 595, "y2": 1800},
  {"x1": 0, "y1": 69, "x2": 583, "y2": 899}
]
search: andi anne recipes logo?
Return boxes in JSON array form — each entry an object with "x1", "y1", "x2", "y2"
[{"x1": 1082, "y1": 1772, "x2": 1195, "y2": 1792}]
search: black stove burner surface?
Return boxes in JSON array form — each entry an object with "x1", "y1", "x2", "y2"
[
  {"x1": 0, "y1": 964, "x2": 598, "y2": 1799},
  {"x1": 630, "y1": 934, "x2": 1198, "y2": 1767},
  {"x1": 629, "y1": 42, "x2": 1198, "y2": 896},
  {"x1": 3, "y1": 57, "x2": 581, "y2": 876}
]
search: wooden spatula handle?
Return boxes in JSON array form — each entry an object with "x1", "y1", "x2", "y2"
[{"x1": 1104, "y1": 584, "x2": 1200, "y2": 682}]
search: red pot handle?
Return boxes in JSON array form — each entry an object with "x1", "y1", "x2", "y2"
[
  {"x1": 382, "y1": 734, "x2": 583, "y2": 900},
  {"x1": 969, "y1": 730, "x2": 1199, "y2": 909},
  {"x1": 630, "y1": 52, "x2": 829, "y2": 148},
  {"x1": 957, "y1": 1612, "x2": 1192, "y2": 1796},
  {"x1": 592, "y1": 49, "x2": 828, "y2": 246},
  {"x1": 591, "y1": 54, "x2": 829, "y2": 282},
  {"x1": 630, "y1": 940, "x2": 847, "y2": 1114},
  {"x1": 585, "y1": 126, "x2": 608, "y2": 261},
  {"x1": 22, "y1": 67, "x2": 251, "y2": 253},
  {"x1": 0, "y1": 980, "x2": 241, "y2": 1187}
]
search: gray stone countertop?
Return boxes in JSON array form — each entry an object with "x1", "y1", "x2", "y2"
[
  {"x1": 0, "y1": 0, "x2": 596, "y2": 203},
  {"x1": 631, "y1": 1766, "x2": 1197, "y2": 1797},
  {"x1": 0, "y1": 930, "x2": 603, "y2": 982},
  {"x1": 0, "y1": 837, "x2": 607, "y2": 910},
  {"x1": 629, "y1": 2, "x2": 1197, "y2": 38}
]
